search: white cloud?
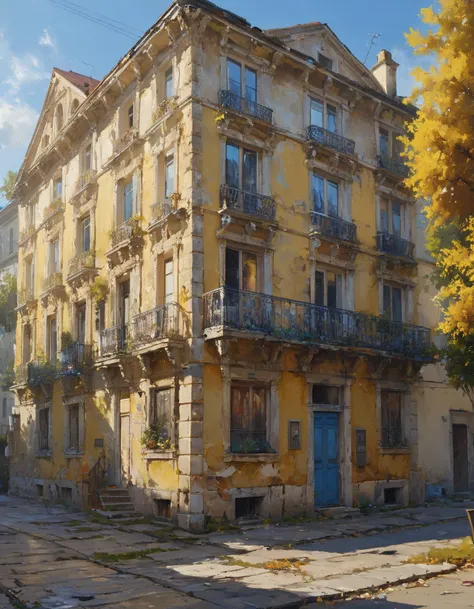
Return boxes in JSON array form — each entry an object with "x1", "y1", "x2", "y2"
[
  {"x1": 39, "y1": 28, "x2": 54, "y2": 49},
  {"x1": 391, "y1": 46, "x2": 434, "y2": 98},
  {"x1": 0, "y1": 98, "x2": 38, "y2": 149},
  {"x1": 4, "y1": 53, "x2": 49, "y2": 93}
]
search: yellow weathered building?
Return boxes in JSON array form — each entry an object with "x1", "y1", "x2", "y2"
[{"x1": 10, "y1": 0, "x2": 473, "y2": 528}]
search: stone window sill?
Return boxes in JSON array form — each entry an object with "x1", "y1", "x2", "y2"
[
  {"x1": 142, "y1": 450, "x2": 176, "y2": 461},
  {"x1": 379, "y1": 446, "x2": 410, "y2": 455},
  {"x1": 36, "y1": 451, "x2": 52, "y2": 458},
  {"x1": 64, "y1": 451, "x2": 84, "y2": 458},
  {"x1": 223, "y1": 453, "x2": 280, "y2": 463}
]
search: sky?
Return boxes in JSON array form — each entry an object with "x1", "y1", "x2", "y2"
[{"x1": 0, "y1": 0, "x2": 433, "y2": 207}]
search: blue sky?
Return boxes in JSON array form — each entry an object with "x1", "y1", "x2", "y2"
[{"x1": 0, "y1": 0, "x2": 432, "y2": 206}]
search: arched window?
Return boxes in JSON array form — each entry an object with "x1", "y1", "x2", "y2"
[
  {"x1": 71, "y1": 99, "x2": 79, "y2": 115},
  {"x1": 56, "y1": 104, "x2": 64, "y2": 133}
]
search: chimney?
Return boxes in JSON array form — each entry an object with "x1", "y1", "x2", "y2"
[{"x1": 371, "y1": 50, "x2": 399, "y2": 98}]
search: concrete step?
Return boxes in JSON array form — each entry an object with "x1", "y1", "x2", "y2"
[
  {"x1": 94, "y1": 509, "x2": 138, "y2": 519},
  {"x1": 100, "y1": 489, "x2": 130, "y2": 497},
  {"x1": 99, "y1": 495, "x2": 132, "y2": 503},
  {"x1": 100, "y1": 502, "x2": 135, "y2": 511}
]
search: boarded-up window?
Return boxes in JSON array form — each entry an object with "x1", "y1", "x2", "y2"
[
  {"x1": 231, "y1": 384, "x2": 267, "y2": 453},
  {"x1": 381, "y1": 391, "x2": 405, "y2": 448},
  {"x1": 68, "y1": 403, "x2": 79, "y2": 451},
  {"x1": 38, "y1": 407, "x2": 50, "y2": 451},
  {"x1": 150, "y1": 388, "x2": 173, "y2": 439},
  {"x1": 312, "y1": 385, "x2": 340, "y2": 406}
]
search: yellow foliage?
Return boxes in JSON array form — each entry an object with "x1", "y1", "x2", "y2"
[{"x1": 405, "y1": 0, "x2": 474, "y2": 338}]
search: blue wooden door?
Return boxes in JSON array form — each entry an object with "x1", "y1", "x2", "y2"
[{"x1": 314, "y1": 412, "x2": 339, "y2": 507}]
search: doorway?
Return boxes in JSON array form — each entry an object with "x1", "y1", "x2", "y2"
[
  {"x1": 453, "y1": 424, "x2": 469, "y2": 492},
  {"x1": 119, "y1": 392, "x2": 130, "y2": 487},
  {"x1": 314, "y1": 412, "x2": 339, "y2": 507}
]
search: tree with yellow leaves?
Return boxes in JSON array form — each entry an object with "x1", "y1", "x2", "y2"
[{"x1": 406, "y1": 1, "x2": 474, "y2": 401}]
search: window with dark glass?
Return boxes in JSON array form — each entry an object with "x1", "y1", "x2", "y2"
[
  {"x1": 231, "y1": 383, "x2": 267, "y2": 453},
  {"x1": 225, "y1": 248, "x2": 258, "y2": 292},
  {"x1": 227, "y1": 59, "x2": 257, "y2": 102},
  {"x1": 9, "y1": 227, "x2": 14, "y2": 255},
  {"x1": 77, "y1": 303, "x2": 86, "y2": 344},
  {"x1": 150, "y1": 388, "x2": 173, "y2": 440},
  {"x1": 23, "y1": 324, "x2": 32, "y2": 364},
  {"x1": 53, "y1": 176, "x2": 62, "y2": 200},
  {"x1": 225, "y1": 143, "x2": 257, "y2": 193},
  {"x1": 381, "y1": 390, "x2": 404, "y2": 447},
  {"x1": 310, "y1": 98, "x2": 337, "y2": 133},
  {"x1": 68, "y1": 403, "x2": 79, "y2": 451},
  {"x1": 379, "y1": 128, "x2": 390, "y2": 157},
  {"x1": 318, "y1": 52, "x2": 333, "y2": 70},
  {"x1": 47, "y1": 316, "x2": 57, "y2": 362},
  {"x1": 312, "y1": 174, "x2": 338, "y2": 216},
  {"x1": 123, "y1": 179, "x2": 134, "y2": 222},
  {"x1": 315, "y1": 270, "x2": 342, "y2": 309},
  {"x1": 82, "y1": 216, "x2": 91, "y2": 253},
  {"x1": 383, "y1": 284, "x2": 402, "y2": 322},
  {"x1": 128, "y1": 104, "x2": 134, "y2": 129},
  {"x1": 38, "y1": 407, "x2": 50, "y2": 451},
  {"x1": 312, "y1": 385, "x2": 340, "y2": 405},
  {"x1": 84, "y1": 143, "x2": 92, "y2": 172},
  {"x1": 380, "y1": 199, "x2": 402, "y2": 237},
  {"x1": 165, "y1": 67, "x2": 174, "y2": 99},
  {"x1": 165, "y1": 154, "x2": 175, "y2": 198}
]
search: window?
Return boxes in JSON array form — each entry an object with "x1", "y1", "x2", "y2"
[
  {"x1": 379, "y1": 128, "x2": 390, "y2": 158},
  {"x1": 47, "y1": 316, "x2": 57, "y2": 362},
  {"x1": 56, "y1": 104, "x2": 64, "y2": 133},
  {"x1": 26, "y1": 203, "x2": 35, "y2": 230},
  {"x1": 49, "y1": 239, "x2": 60, "y2": 275},
  {"x1": 381, "y1": 390, "x2": 405, "y2": 448},
  {"x1": 81, "y1": 216, "x2": 91, "y2": 253},
  {"x1": 165, "y1": 67, "x2": 174, "y2": 99},
  {"x1": 383, "y1": 284, "x2": 402, "y2": 322},
  {"x1": 77, "y1": 303, "x2": 86, "y2": 344},
  {"x1": 38, "y1": 407, "x2": 50, "y2": 451},
  {"x1": 164, "y1": 259, "x2": 173, "y2": 304},
  {"x1": 150, "y1": 388, "x2": 173, "y2": 441},
  {"x1": 310, "y1": 98, "x2": 337, "y2": 133},
  {"x1": 379, "y1": 127, "x2": 403, "y2": 161},
  {"x1": 53, "y1": 176, "x2": 62, "y2": 200},
  {"x1": 231, "y1": 383, "x2": 268, "y2": 453},
  {"x1": 84, "y1": 143, "x2": 92, "y2": 172},
  {"x1": 71, "y1": 99, "x2": 79, "y2": 114},
  {"x1": 23, "y1": 324, "x2": 32, "y2": 364},
  {"x1": 123, "y1": 179, "x2": 134, "y2": 222},
  {"x1": 226, "y1": 143, "x2": 257, "y2": 193},
  {"x1": 42, "y1": 134, "x2": 50, "y2": 150},
  {"x1": 312, "y1": 385, "x2": 340, "y2": 406},
  {"x1": 318, "y1": 52, "x2": 333, "y2": 70},
  {"x1": 118, "y1": 280, "x2": 130, "y2": 341},
  {"x1": 225, "y1": 248, "x2": 258, "y2": 292},
  {"x1": 227, "y1": 58, "x2": 257, "y2": 102},
  {"x1": 165, "y1": 154, "x2": 175, "y2": 198},
  {"x1": 127, "y1": 103, "x2": 134, "y2": 129},
  {"x1": 68, "y1": 403, "x2": 80, "y2": 452},
  {"x1": 2, "y1": 398, "x2": 6, "y2": 419},
  {"x1": 315, "y1": 270, "x2": 342, "y2": 309},
  {"x1": 380, "y1": 199, "x2": 402, "y2": 237},
  {"x1": 25, "y1": 258, "x2": 34, "y2": 295},
  {"x1": 9, "y1": 227, "x2": 14, "y2": 255},
  {"x1": 312, "y1": 174, "x2": 339, "y2": 217}
]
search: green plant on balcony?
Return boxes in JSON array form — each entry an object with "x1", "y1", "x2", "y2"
[
  {"x1": 43, "y1": 198, "x2": 63, "y2": 220},
  {"x1": 44, "y1": 272, "x2": 63, "y2": 292},
  {"x1": 90, "y1": 276, "x2": 109, "y2": 303},
  {"x1": 61, "y1": 331, "x2": 73, "y2": 349},
  {"x1": 140, "y1": 418, "x2": 175, "y2": 451}
]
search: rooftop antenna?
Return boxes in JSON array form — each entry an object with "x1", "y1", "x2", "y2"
[{"x1": 363, "y1": 33, "x2": 381, "y2": 66}]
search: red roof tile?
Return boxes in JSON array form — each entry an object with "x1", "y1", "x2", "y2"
[{"x1": 54, "y1": 69, "x2": 100, "y2": 95}]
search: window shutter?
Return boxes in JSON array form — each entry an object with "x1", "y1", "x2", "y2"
[{"x1": 132, "y1": 172, "x2": 139, "y2": 216}]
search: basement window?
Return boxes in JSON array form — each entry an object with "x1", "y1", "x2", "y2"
[
  {"x1": 235, "y1": 496, "x2": 263, "y2": 520},
  {"x1": 384, "y1": 487, "x2": 399, "y2": 505},
  {"x1": 60, "y1": 487, "x2": 72, "y2": 502},
  {"x1": 36, "y1": 484, "x2": 44, "y2": 497},
  {"x1": 153, "y1": 498, "x2": 171, "y2": 520}
]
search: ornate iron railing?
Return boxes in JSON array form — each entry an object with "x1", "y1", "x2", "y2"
[
  {"x1": 381, "y1": 426, "x2": 408, "y2": 449},
  {"x1": 109, "y1": 218, "x2": 141, "y2": 248},
  {"x1": 18, "y1": 287, "x2": 34, "y2": 306},
  {"x1": 306, "y1": 125, "x2": 356, "y2": 155},
  {"x1": 14, "y1": 363, "x2": 29, "y2": 386},
  {"x1": 42, "y1": 272, "x2": 63, "y2": 293},
  {"x1": 376, "y1": 232, "x2": 415, "y2": 259},
  {"x1": 87, "y1": 453, "x2": 107, "y2": 508},
  {"x1": 74, "y1": 170, "x2": 97, "y2": 195},
  {"x1": 131, "y1": 303, "x2": 180, "y2": 348},
  {"x1": 28, "y1": 360, "x2": 58, "y2": 387},
  {"x1": 220, "y1": 184, "x2": 276, "y2": 222},
  {"x1": 310, "y1": 211, "x2": 357, "y2": 243},
  {"x1": 58, "y1": 343, "x2": 93, "y2": 375},
  {"x1": 68, "y1": 251, "x2": 95, "y2": 277},
  {"x1": 42, "y1": 199, "x2": 64, "y2": 223},
  {"x1": 112, "y1": 128, "x2": 139, "y2": 156},
  {"x1": 376, "y1": 153, "x2": 409, "y2": 178},
  {"x1": 219, "y1": 90, "x2": 273, "y2": 124},
  {"x1": 151, "y1": 199, "x2": 175, "y2": 224},
  {"x1": 204, "y1": 287, "x2": 432, "y2": 360},
  {"x1": 99, "y1": 325, "x2": 129, "y2": 357}
]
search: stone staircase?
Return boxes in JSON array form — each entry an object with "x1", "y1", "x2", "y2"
[{"x1": 97, "y1": 487, "x2": 137, "y2": 518}]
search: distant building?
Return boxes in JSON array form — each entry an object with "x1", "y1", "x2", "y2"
[{"x1": 0, "y1": 200, "x2": 18, "y2": 435}]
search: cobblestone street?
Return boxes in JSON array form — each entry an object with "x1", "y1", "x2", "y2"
[{"x1": 1, "y1": 495, "x2": 473, "y2": 608}]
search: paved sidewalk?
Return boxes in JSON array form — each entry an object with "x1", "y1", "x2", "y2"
[{"x1": 1, "y1": 495, "x2": 473, "y2": 608}]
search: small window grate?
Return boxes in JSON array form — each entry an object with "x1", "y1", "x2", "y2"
[
  {"x1": 154, "y1": 498, "x2": 171, "y2": 520},
  {"x1": 235, "y1": 496, "x2": 263, "y2": 520},
  {"x1": 384, "y1": 487, "x2": 398, "y2": 505}
]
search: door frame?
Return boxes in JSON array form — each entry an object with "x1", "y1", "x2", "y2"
[
  {"x1": 450, "y1": 410, "x2": 474, "y2": 493},
  {"x1": 305, "y1": 374, "x2": 352, "y2": 512}
]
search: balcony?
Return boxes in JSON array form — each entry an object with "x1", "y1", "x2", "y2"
[
  {"x1": 310, "y1": 211, "x2": 357, "y2": 243},
  {"x1": 219, "y1": 90, "x2": 273, "y2": 124},
  {"x1": 111, "y1": 128, "x2": 140, "y2": 158},
  {"x1": 42, "y1": 198, "x2": 64, "y2": 224},
  {"x1": 203, "y1": 287, "x2": 432, "y2": 361},
  {"x1": 58, "y1": 343, "x2": 93, "y2": 376},
  {"x1": 67, "y1": 251, "x2": 96, "y2": 282},
  {"x1": 109, "y1": 218, "x2": 142, "y2": 249},
  {"x1": 220, "y1": 185, "x2": 277, "y2": 223},
  {"x1": 73, "y1": 170, "x2": 97, "y2": 198},
  {"x1": 131, "y1": 303, "x2": 181, "y2": 351},
  {"x1": 148, "y1": 197, "x2": 185, "y2": 234},
  {"x1": 306, "y1": 125, "x2": 355, "y2": 156},
  {"x1": 376, "y1": 232, "x2": 415, "y2": 260},
  {"x1": 42, "y1": 272, "x2": 64, "y2": 296},
  {"x1": 376, "y1": 154, "x2": 409, "y2": 178},
  {"x1": 99, "y1": 325, "x2": 129, "y2": 358},
  {"x1": 27, "y1": 360, "x2": 58, "y2": 387},
  {"x1": 17, "y1": 287, "x2": 35, "y2": 308},
  {"x1": 14, "y1": 363, "x2": 29, "y2": 386}
]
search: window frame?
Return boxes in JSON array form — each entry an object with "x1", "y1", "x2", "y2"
[
  {"x1": 226, "y1": 57, "x2": 258, "y2": 102},
  {"x1": 230, "y1": 381, "x2": 271, "y2": 454},
  {"x1": 225, "y1": 141, "x2": 260, "y2": 194},
  {"x1": 47, "y1": 315, "x2": 57, "y2": 363},
  {"x1": 37, "y1": 403, "x2": 52, "y2": 455},
  {"x1": 149, "y1": 387, "x2": 175, "y2": 447},
  {"x1": 22, "y1": 323, "x2": 32, "y2": 364},
  {"x1": 312, "y1": 172, "x2": 340, "y2": 218},
  {"x1": 310, "y1": 97, "x2": 338, "y2": 133},
  {"x1": 379, "y1": 197, "x2": 404, "y2": 239},
  {"x1": 382, "y1": 283, "x2": 403, "y2": 323},
  {"x1": 225, "y1": 245, "x2": 262, "y2": 293},
  {"x1": 314, "y1": 268, "x2": 344, "y2": 309},
  {"x1": 127, "y1": 103, "x2": 134, "y2": 129},
  {"x1": 81, "y1": 215, "x2": 91, "y2": 253},
  {"x1": 378, "y1": 125, "x2": 404, "y2": 159},
  {"x1": 63, "y1": 400, "x2": 85, "y2": 456},
  {"x1": 317, "y1": 52, "x2": 333, "y2": 71},
  {"x1": 165, "y1": 66, "x2": 174, "y2": 99},
  {"x1": 164, "y1": 153, "x2": 175, "y2": 199},
  {"x1": 83, "y1": 142, "x2": 92, "y2": 173},
  {"x1": 122, "y1": 178, "x2": 134, "y2": 223},
  {"x1": 380, "y1": 389, "x2": 407, "y2": 449}
]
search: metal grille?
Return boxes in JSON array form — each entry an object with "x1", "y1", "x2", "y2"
[
  {"x1": 99, "y1": 325, "x2": 129, "y2": 356},
  {"x1": 42, "y1": 273, "x2": 63, "y2": 293},
  {"x1": 203, "y1": 287, "x2": 432, "y2": 360},
  {"x1": 110, "y1": 218, "x2": 139, "y2": 248},
  {"x1": 376, "y1": 153, "x2": 409, "y2": 178},
  {"x1": 306, "y1": 125, "x2": 355, "y2": 155},
  {"x1": 74, "y1": 170, "x2": 97, "y2": 195},
  {"x1": 376, "y1": 232, "x2": 415, "y2": 259},
  {"x1": 219, "y1": 90, "x2": 273, "y2": 124},
  {"x1": 68, "y1": 252, "x2": 95, "y2": 277},
  {"x1": 27, "y1": 361, "x2": 57, "y2": 387},
  {"x1": 58, "y1": 343, "x2": 92, "y2": 375},
  {"x1": 151, "y1": 199, "x2": 174, "y2": 224},
  {"x1": 131, "y1": 303, "x2": 180, "y2": 347},
  {"x1": 310, "y1": 211, "x2": 357, "y2": 242},
  {"x1": 220, "y1": 184, "x2": 276, "y2": 222}
]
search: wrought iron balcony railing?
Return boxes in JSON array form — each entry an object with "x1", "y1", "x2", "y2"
[
  {"x1": 42, "y1": 272, "x2": 63, "y2": 294},
  {"x1": 42, "y1": 198, "x2": 64, "y2": 223},
  {"x1": 150, "y1": 199, "x2": 175, "y2": 225},
  {"x1": 306, "y1": 125, "x2": 356, "y2": 156},
  {"x1": 109, "y1": 218, "x2": 141, "y2": 249},
  {"x1": 58, "y1": 343, "x2": 93, "y2": 375},
  {"x1": 376, "y1": 232, "x2": 415, "y2": 259},
  {"x1": 220, "y1": 184, "x2": 276, "y2": 222},
  {"x1": 131, "y1": 303, "x2": 180, "y2": 348},
  {"x1": 204, "y1": 287, "x2": 432, "y2": 360},
  {"x1": 28, "y1": 360, "x2": 58, "y2": 387},
  {"x1": 68, "y1": 251, "x2": 96, "y2": 277},
  {"x1": 380, "y1": 425, "x2": 408, "y2": 449},
  {"x1": 112, "y1": 128, "x2": 139, "y2": 157},
  {"x1": 74, "y1": 170, "x2": 97, "y2": 196},
  {"x1": 310, "y1": 211, "x2": 357, "y2": 243},
  {"x1": 376, "y1": 153, "x2": 409, "y2": 178},
  {"x1": 219, "y1": 90, "x2": 273, "y2": 124},
  {"x1": 99, "y1": 325, "x2": 129, "y2": 357}
]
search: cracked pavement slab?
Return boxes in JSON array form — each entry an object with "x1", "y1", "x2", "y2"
[{"x1": 1, "y1": 495, "x2": 473, "y2": 608}]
